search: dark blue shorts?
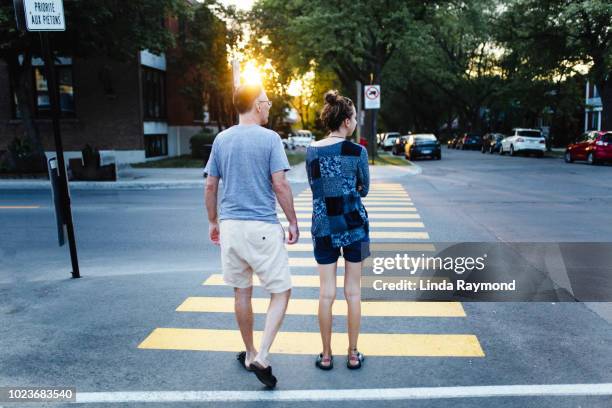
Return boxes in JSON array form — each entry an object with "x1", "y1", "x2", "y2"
[{"x1": 313, "y1": 237, "x2": 371, "y2": 264}]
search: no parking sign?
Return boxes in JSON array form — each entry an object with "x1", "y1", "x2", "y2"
[{"x1": 364, "y1": 85, "x2": 380, "y2": 109}]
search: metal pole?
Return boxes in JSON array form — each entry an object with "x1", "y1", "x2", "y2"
[{"x1": 40, "y1": 32, "x2": 80, "y2": 278}]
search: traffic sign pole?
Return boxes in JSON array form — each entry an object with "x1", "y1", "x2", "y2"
[
  {"x1": 19, "y1": 0, "x2": 80, "y2": 278},
  {"x1": 40, "y1": 32, "x2": 80, "y2": 278},
  {"x1": 364, "y1": 85, "x2": 381, "y2": 164}
]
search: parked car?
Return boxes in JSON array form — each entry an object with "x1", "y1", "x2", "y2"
[
  {"x1": 282, "y1": 137, "x2": 295, "y2": 150},
  {"x1": 482, "y1": 133, "x2": 505, "y2": 154},
  {"x1": 447, "y1": 134, "x2": 462, "y2": 149},
  {"x1": 392, "y1": 135, "x2": 410, "y2": 155},
  {"x1": 382, "y1": 132, "x2": 401, "y2": 151},
  {"x1": 499, "y1": 128, "x2": 545, "y2": 157},
  {"x1": 291, "y1": 130, "x2": 315, "y2": 148},
  {"x1": 405, "y1": 134, "x2": 441, "y2": 160},
  {"x1": 456, "y1": 133, "x2": 482, "y2": 150},
  {"x1": 564, "y1": 130, "x2": 612, "y2": 165}
]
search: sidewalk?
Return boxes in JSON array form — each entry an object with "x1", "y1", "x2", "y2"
[{"x1": 0, "y1": 161, "x2": 421, "y2": 190}]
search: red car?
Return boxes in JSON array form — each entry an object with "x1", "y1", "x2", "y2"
[{"x1": 565, "y1": 130, "x2": 612, "y2": 165}]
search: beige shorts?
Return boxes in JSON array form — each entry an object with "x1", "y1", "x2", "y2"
[{"x1": 219, "y1": 219, "x2": 292, "y2": 293}]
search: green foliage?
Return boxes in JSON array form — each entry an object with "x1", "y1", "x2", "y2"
[{"x1": 190, "y1": 129, "x2": 217, "y2": 158}]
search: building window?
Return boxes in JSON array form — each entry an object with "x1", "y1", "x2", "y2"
[
  {"x1": 12, "y1": 64, "x2": 75, "y2": 118},
  {"x1": 145, "y1": 134, "x2": 168, "y2": 158},
  {"x1": 142, "y1": 67, "x2": 166, "y2": 120}
]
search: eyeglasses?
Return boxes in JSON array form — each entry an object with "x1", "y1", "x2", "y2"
[{"x1": 257, "y1": 100, "x2": 272, "y2": 107}]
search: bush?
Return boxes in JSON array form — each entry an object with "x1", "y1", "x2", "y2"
[
  {"x1": 5, "y1": 137, "x2": 46, "y2": 173},
  {"x1": 190, "y1": 128, "x2": 217, "y2": 159}
]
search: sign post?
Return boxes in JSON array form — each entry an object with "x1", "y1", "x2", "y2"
[
  {"x1": 364, "y1": 84, "x2": 381, "y2": 164},
  {"x1": 18, "y1": 0, "x2": 80, "y2": 278}
]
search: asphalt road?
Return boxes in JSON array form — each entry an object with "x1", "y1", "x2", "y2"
[{"x1": 1, "y1": 148, "x2": 612, "y2": 407}]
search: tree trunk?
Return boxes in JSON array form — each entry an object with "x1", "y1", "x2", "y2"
[{"x1": 6, "y1": 50, "x2": 45, "y2": 157}]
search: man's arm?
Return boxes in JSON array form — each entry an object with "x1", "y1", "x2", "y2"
[
  {"x1": 271, "y1": 170, "x2": 299, "y2": 244},
  {"x1": 205, "y1": 175, "x2": 220, "y2": 245}
]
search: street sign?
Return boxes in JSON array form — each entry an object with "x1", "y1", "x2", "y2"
[
  {"x1": 48, "y1": 157, "x2": 66, "y2": 247},
  {"x1": 23, "y1": 0, "x2": 65, "y2": 31},
  {"x1": 364, "y1": 85, "x2": 381, "y2": 110}
]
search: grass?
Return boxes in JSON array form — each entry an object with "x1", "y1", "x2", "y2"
[
  {"x1": 131, "y1": 155, "x2": 203, "y2": 168},
  {"x1": 131, "y1": 151, "x2": 307, "y2": 168},
  {"x1": 286, "y1": 150, "x2": 306, "y2": 166},
  {"x1": 371, "y1": 153, "x2": 412, "y2": 166},
  {"x1": 130, "y1": 150, "x2": 409, "y2": 168}
]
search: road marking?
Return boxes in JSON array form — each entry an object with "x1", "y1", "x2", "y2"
[
  {"x1": 293, "y1": 200, "x2": 414, "y2": 205},
  {"x1": 288, "y1": 207, "x2": 417, "y2": 212},
  {"x1": 203, "y1": 273, "x2": 335, "y2": 287},
  {"x1": 202, "y1": 273, "x2": 440, "y2": 287},
  {"x1": 0, "y1": 205, "x2": 41, "y2": 209},
  {"x1": 177, "y1": 297, "x2": 466, "y2": 317},
  {"x1": 284, "y1": 221, "x2": 425, "y2": 229},
  {"x1": 290, "y1": 257, "x2": 344, "y2": 267},
  {"x1": 138, "y1": 328, "x2": 484, "y2": 357},
  {"x1": 74, "y1": 383, "x2": 612, "y2": 403},
  {"x1": 297, "y1": 231, "x2": 429, "y2": 239},
  {"x1": 279, "y1": 213, "x2": 421, "y2": 220},
  {"x1": 299, "y1": 194, "x2": 410, "y2": 198}
]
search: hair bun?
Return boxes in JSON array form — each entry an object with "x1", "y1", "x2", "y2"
[{"x1": 324, "y1": 90, "x2": 339, "y2": 104}]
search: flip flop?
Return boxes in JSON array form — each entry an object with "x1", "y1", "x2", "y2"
[
  {"x1": 249, "y1": 361, "x2": 277, "y2": 388},
  {"x1": 347, "y1": 350, "x2": 365, "y2": 370},
  {"x1": 315, "y1": 353, "x2": 334, "y2": 370},
  {"x1": 236, "y1": 351, "x2": 253, "y2": 372}
]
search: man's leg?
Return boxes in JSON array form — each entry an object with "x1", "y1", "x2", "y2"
[
  {"x1": 234, "y1": 286, "x2": 257, "y2": 366},
  {"x1": 253, "y1": 288, "x2": 291, "y2": 367}
]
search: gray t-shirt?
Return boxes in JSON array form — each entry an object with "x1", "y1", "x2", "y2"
[{"x1": 204, "y1": 124, "x2": 290, "y2": 223}]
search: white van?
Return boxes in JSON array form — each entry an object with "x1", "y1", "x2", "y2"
[{"x1": 291, "y1": 130, "x2": 315, "y2": 148}]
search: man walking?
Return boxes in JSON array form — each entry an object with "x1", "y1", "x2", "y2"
[{"x1": 204, "y1": 84, "x2": 299, "y2": 388}]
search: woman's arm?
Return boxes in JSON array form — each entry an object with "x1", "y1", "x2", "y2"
[{"x1": 357, "y1": 147, "x2": 370, "y2": 197}]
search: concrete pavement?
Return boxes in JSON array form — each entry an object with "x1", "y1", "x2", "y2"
[{"x1": 1, "y1": 148, "x2": 612, "y2": 406}]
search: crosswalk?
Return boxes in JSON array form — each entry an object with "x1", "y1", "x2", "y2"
[{"x1": 138, "y1": 183, "x2": 485, "y2": 358}]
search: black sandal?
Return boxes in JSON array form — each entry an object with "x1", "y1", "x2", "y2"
[
  {"x1": 347, "y1": 349, "x2": 364, "y2": 369},
  {"x1": 249, "y1": 361, "x2": 278, "y2": 388},
  {"x1": 236, "y1": 351, "x2": 254, "y2": 372},
  {"x1": 315, "y1": 353, "x2": 334, "y2": 370}
]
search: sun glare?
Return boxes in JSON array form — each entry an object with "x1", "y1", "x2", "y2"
[{"x1": 241, "y1": 60, "x2": 263, "y2": 86}]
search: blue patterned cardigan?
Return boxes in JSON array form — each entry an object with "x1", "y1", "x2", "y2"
[{"x1": 305, "y1": 140, "x2": 370, "y2": 248}]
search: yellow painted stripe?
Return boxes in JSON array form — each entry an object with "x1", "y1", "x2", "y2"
[
  {"x1": 293, "y1": 200, "x2": 414, "y2": 205},
  {"x1": 288, "y1": 207, "x2": 417, "y2": 213},
  {"x1": 202, "y1": 269, "x2": 440, "y2": 287},
  {"x1": 0, "y1": 205, "x2": 41, "y2": 209},
  {"x1": 177, "y1": 297, "x2": 466, "y2": 317},
  {"x1": 279, "y1": 213, "x2": 421, "y2": 220},
  {"x1": 138, "y1": 328, "x2": 484, "y2": 357},
  {"x1": 284, "y1": 221, "x2": 425, "y2": 229},
  {"x1": 369, "y1": 243, "x2": 436, "y2": 251},
  {"x1": 290, "y1": 257, "x2": 344, "y2": 267},
  {"x1": 203, "y1": 274, "x2": 341, "y2": 287},
  {"x1": 298, "y1": 231, "x2": 429, "y2": 239},
  {"x1": 286, "y1": 241, "x2": 436, "y2": 253},
  {"x1": 299, "y1": 193, "x2": 410, "y2": 197}
]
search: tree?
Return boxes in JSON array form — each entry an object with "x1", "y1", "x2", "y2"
[
  {"x1": 172, "y1": 0, "x2": 235, "y2": 130},
  {"x1": 499, "y1": 0, "x2": 612, "y2": 128},
  {"x1": 0, "y1": 0, "x2": 186, "y2": 158}
]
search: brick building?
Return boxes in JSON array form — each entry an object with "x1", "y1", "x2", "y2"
[{"x1": 0, "y1": 24, "x2": 206, "y2": 166}]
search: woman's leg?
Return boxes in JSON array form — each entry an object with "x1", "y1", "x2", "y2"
[
  {"x1": 318, "y1": 262, "x2": 337, "y2": 358},
  {"x1": 344, "y1": 260, "x2": 362, "y2": 353}
]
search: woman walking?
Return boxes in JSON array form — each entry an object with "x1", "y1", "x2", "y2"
[{"x1": 305, "y1": 90, "x2": 370, "y2": 370}]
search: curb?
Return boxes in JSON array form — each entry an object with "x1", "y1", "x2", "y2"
[{"x1": 0, "y1": 163, "x2": 422, "y2": 191}]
